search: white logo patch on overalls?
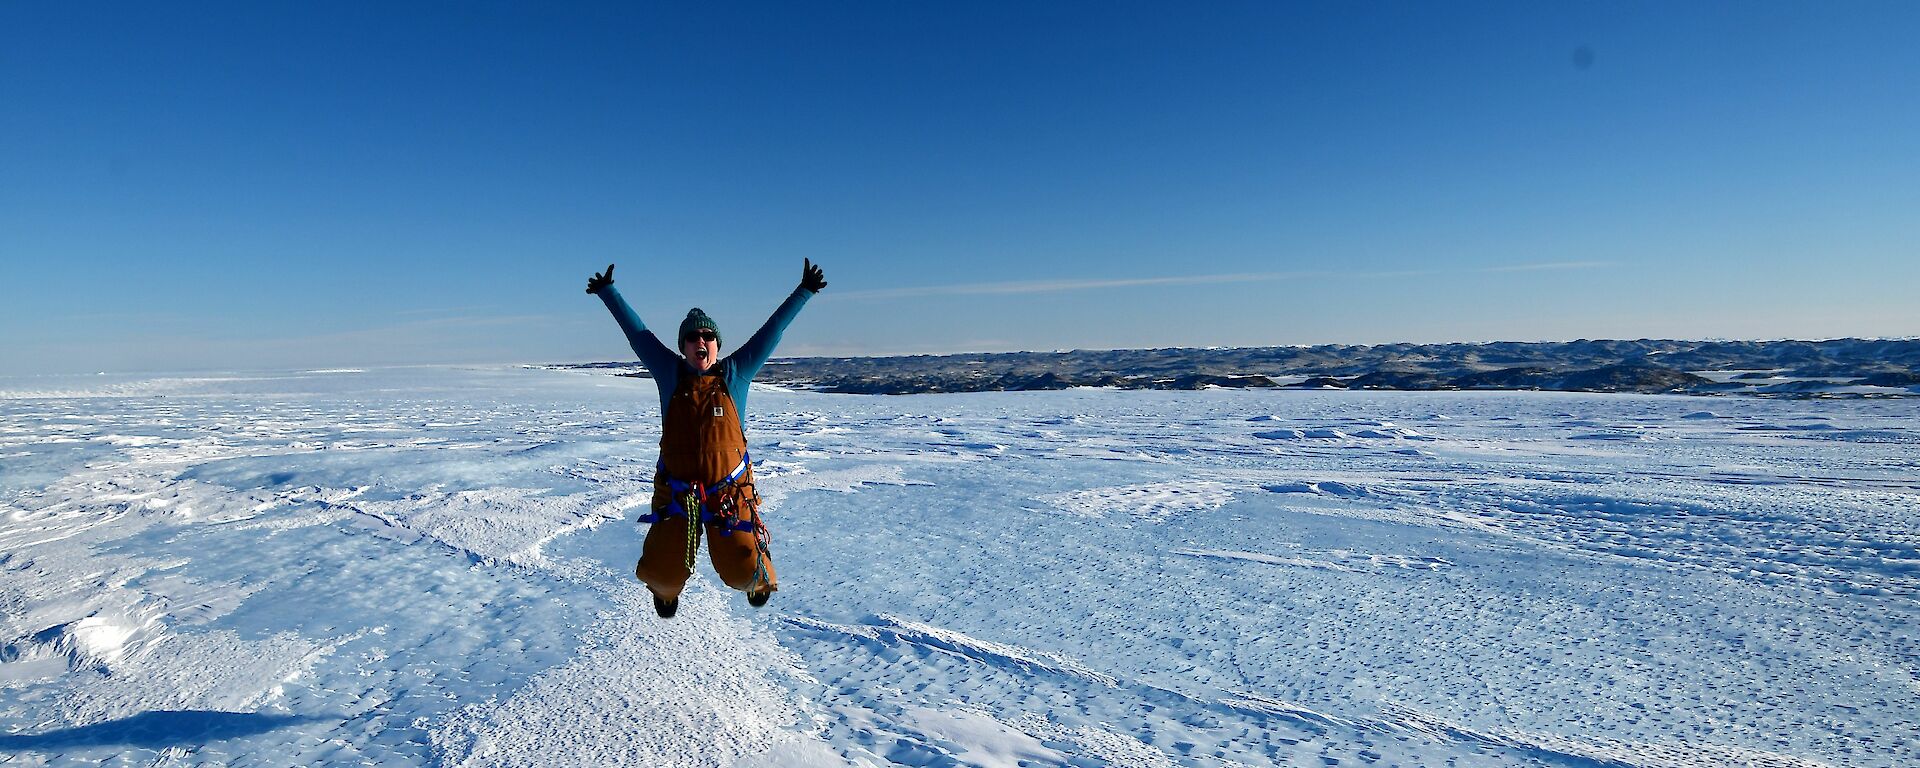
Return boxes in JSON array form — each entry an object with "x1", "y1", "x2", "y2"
[{"x1": 713, "y1": 406, "x2": 723, "y2": 417}]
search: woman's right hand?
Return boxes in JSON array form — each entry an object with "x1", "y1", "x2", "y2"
[{"x1": 586, "y1": 263, "x2": 615, "y2": 294}]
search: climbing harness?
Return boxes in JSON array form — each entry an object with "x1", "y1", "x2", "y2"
[
  {"x1": 645, "y1": 454, "x2": 751, "y2": 524},
  {"x1": 642, "y1": 452, "x2": 774, "y2": 590}
]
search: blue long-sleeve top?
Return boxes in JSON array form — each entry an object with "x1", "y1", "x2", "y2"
[{"x1": 594, "y1": 284, "x2": 813, "y2": 422}]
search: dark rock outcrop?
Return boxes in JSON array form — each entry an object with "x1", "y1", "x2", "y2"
[
  {"x1": 1294, "y1": 376, "x2": 1350, "y2": 389},
  {"x1": 1850, "y1": 371, "x2": 1920, "y2": 387},
  {"x1": 1452, "y1": 367, "x2": 1555, "y2": 389},
  {"x1": 1344, "y1": 370, "x2": 1455, "y2": 390},
  {"x1": 1553, "y1": 364, "x2": 1712, "y2": 393}
]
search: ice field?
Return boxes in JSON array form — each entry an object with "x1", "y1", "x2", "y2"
[{"x1": 1, "y1": 366, "x2": 1915, "y2": 767}]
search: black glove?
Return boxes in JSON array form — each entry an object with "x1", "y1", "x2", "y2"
[
  {"x1": 800, "y1": 258, "x2": 827, "y2": 293},
  {"x1": 586, "y1": 263, "x2": 615, "y2": 294}
]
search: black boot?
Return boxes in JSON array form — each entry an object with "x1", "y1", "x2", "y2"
[{"x1": 652, "y1": 591, "x2": 679, "y2": 618}]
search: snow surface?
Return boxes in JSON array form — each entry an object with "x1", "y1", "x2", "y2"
[{"x1": 2, "y1": 366, "x2": 1916, "y2": 767}]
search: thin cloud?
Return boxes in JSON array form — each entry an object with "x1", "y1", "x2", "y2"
[
  {"x1": 834, "y1": 272, "x2": 1309, "y2": 300},
  {"x1": 833, "y1": 261, "x2": 1614, "y2": 300},
  {"x1": 390, "y1": 305, "x2": 501, "y2": 318},
  {"x1": 1476, "y1": 260, "x2": 1615, "y2": 273}
]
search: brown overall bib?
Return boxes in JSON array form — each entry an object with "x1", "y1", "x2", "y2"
[{"x1": 635, "y1": 371, "x2": 776, "y2": 600}]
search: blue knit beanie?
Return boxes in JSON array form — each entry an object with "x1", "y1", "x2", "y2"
[{"x1": 679, "y1": 308, "x2": 720, "y2": 346}]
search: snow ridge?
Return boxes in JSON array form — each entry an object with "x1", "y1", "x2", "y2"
[{"x1": 782, "y1": 614, "x2": 1120, "y2": 688}]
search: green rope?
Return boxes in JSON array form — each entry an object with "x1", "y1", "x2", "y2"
[{"x1": 681, "y1": 489, "x2": 703, "y2": 575}]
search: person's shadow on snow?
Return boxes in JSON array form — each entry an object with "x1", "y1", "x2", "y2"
[{"x1": 0, "y1": 710, "x2": 324, "y2": 751}]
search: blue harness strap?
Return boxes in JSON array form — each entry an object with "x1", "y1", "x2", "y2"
[{"x1": 639, "y1": 452, "x2": 757, "y2": 532}]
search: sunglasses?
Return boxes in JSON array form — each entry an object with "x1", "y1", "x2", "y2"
[{"x1": 685, "y1": 330, "x2": 717, "y2": 342}]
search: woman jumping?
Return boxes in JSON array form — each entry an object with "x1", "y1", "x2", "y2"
[{"x1": 586, "y1": 259, "x2": 826, "y2": 617}]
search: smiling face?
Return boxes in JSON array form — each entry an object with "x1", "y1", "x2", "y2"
[{"x1": 680, "y1": 329, "x2": 719, "y2": 373}]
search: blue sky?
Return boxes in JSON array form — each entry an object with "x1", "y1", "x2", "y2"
[{"x1": 3, "y1": 1, "x2": 1916, "y2": 374}]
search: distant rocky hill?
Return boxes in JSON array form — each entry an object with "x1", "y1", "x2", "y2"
[{"x1": 545, "y1": 338, "x2": 1920, "y2": 397}]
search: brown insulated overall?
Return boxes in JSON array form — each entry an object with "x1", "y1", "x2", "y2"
[{"x1": 635, "y1": 371, "x2": 775, "y2": 600}]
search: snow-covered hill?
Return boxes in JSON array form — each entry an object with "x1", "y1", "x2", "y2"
[{"x1": 2, "y1": 366, "x2": 1915, "y2": 766}]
